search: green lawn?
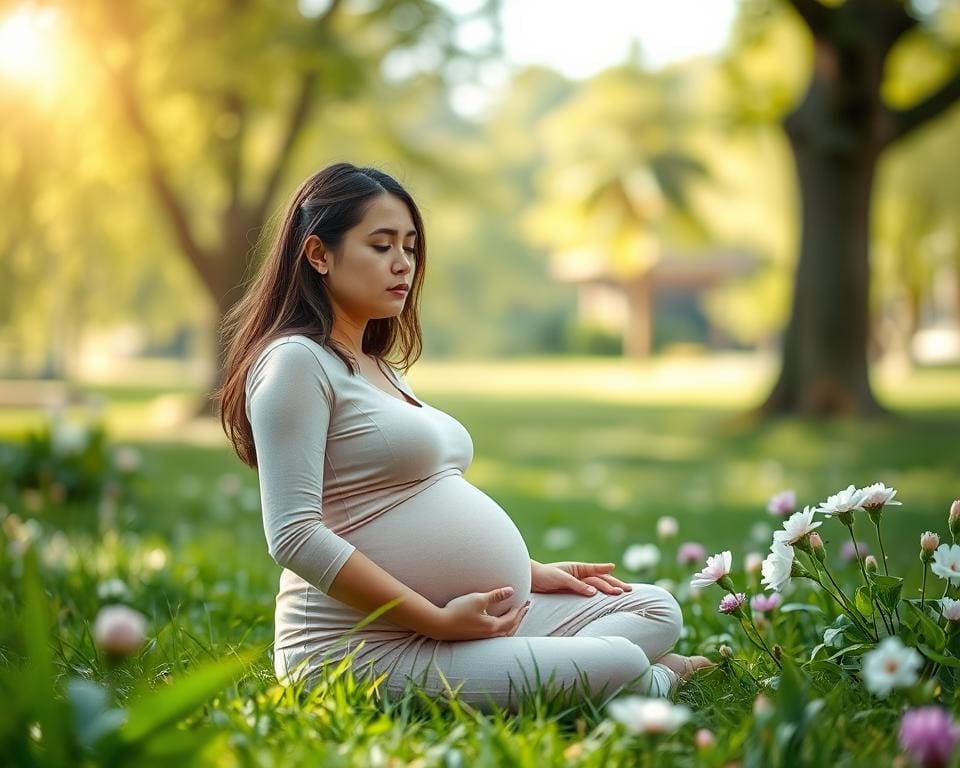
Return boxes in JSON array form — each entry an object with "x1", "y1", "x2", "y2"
[{"x1": 2, "y1": 354, "x2": 959, "y2": 766}]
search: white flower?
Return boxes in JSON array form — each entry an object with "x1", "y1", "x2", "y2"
[
  {"x1": 623, "y1": 543, "x2": 661, "y2": 571},
  {"x1": 543, "y1": 527, "x2": 577, "y2": 550},
  {"x1": 690, "y1": 551, "x2": 732, "y2": 589},
  {"x1": 857, "y1": 482, "x2": 901, "y2": 510},
  {"x1": 656, "y1": 516, "x2": 678, "y2": 539},
  {"x1": 932, "y1": 544, "x2": 960, "y2": 586},
  {"x1": 51, "y1": 420, "x2": 89, "y2": 456},
  {"x1": 773, "y1": 505, "x2": 822, "y2": 546},
  {"x1": 143, "y1": 548, "x2": 168, "y2": 571},
  {"x1": 760, "y1": 540, "x2": 795, "y2": 592},
  {"x1": 941, "y1": 597, "x2": 960, "y2": 622},
  {"x1": 96, "y1": 578, "x2": 131, "y2": 602},
  {"x1": 861, "y1": 636, "x2": 923, "y2": 697},
  {"x1": 607, "y1": 696, "x2": 692, "y2": 735},
  {"x1": 92, "y1": 605, "x2": 147, "y2": 657},
  {"x1": 113, "y1": 446, "x2": 142, "y2": 473},
  {"x1": 818, "y1": 484, "x2": 864, "y2": 517}
]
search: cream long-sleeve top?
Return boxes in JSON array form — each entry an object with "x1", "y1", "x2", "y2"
[{"x1": 244, "y1": 334, "x2": 473, "y2": 593}]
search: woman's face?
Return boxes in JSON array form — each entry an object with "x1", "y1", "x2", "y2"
[{"x1": 305, "y1": 193, "x2": 417, "y2": 322}]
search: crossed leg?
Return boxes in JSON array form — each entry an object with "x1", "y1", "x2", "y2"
[{"x1": 356, "y1": 582, "x2": 684, "y2": 714}]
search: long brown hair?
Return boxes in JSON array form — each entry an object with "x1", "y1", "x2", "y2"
[{"x1": 214, "y1": 162, "x2": 426, "y2": 469}]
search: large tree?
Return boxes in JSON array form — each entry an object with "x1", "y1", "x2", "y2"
[
  {"x1": 758, "y1": 0, "x2": 960, "y2": 416},
  {"x1": 65, "y1": 0, "x2": 501, "y2": 412}
]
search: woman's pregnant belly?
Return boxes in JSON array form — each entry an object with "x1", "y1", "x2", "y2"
[{"x1": 343, "y1": 475, "x2": 531, "y2": 617}]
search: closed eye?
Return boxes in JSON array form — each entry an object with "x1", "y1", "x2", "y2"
[{"x1": 373, "y1": 245, "x2": 417, "y2": 256}]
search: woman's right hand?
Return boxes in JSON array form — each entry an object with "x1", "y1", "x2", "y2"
[{"x1": 428, "y1": 587, "x2": 531, "y2": 641}]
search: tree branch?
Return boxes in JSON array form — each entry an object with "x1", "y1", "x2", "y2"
[
  {"x1": 110, "y1": 65, "x2": 220, "y2": 296},
  {"x1": 251, "y1": 0, "x2": 346, "y2": 225},
  {"x1": 251, "y1": 70, "x2": 319, "y2": 227},
  {"x1": 784, "y1": 0, "x2": 831, "y2": 32},
  {"x1": 889, "y1": 71, "x2": 960, "y2": 144},
  {"x1": 78, "y1": 8, "x2": 220, "y2": 297}
]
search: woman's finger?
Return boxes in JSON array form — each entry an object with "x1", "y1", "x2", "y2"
[
  {"x1": 596, "y1": 574, "x2": 633, "y2": 591},
  {"x1": 582, "y1": 575, "x2": 623, "y2": 594},
  {"x1": 502, "y1": 600, "x2": 530, "y2": 635}
]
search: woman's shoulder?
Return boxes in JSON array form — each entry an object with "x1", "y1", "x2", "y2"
[
  {"x1": 254, "y1": 334, "x2": 340, "y2": 367},
  {"x1": 247, "y1": 334, "x2": 345, "y2": 394}
]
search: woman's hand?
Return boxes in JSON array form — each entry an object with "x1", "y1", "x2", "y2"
[
  {"x1": 428, "y1": 587, "x2": 531, "y2": 641},
  {"x1": 530, "y1": 560, "x2": 633, "y2": 596}
]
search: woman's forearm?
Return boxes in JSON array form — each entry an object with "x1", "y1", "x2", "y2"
[{"x1": 325, "y1": 548, "x2": 443, "y2": 635}]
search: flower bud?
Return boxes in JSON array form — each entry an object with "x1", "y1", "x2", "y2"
[
  {"x1": 950, "y1": 499, "x2": 960, "y2": 541},
  {"x1": 864, "y1": 555, "x2": 879, "y2": 574},
  {"x1": 745, "y1": 552, "x2": 763, "y2": 575},
  {"x1": 719, "y1": 644, "x2": 734, "y2": 660},
  {"x1": 808, "y1": 532, "x2": 826, "y2": 562},
  {"x1": 695, "y1": 728, "x2": 715, "y2": 750},
  {"x1": 718, "y1": 574, "x2": 736, "y2": 593},
  {"x1": 837, "y1": 509, "x2": 855, "y2": 527},
  {"x1": 92, "y1": 605, "x2": 147, "y2": 658},
  {"x1": 656, "y1": 515, "x2": 678, "y2": 540},
  {"x1": 753, "y1": 694, "x2": 773, "y2": 717},
  {"x1": 920, "y1": 531, "x2": 940, "y2": 563}
]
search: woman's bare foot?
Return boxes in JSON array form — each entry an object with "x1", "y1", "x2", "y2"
[{"x1": 657, "y1": 653, "x2": 715, "y2": 680}]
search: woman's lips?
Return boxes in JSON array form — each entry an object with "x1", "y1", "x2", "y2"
[{"x1": 388, "y1": 287, "x2": 408, "y2": 297}]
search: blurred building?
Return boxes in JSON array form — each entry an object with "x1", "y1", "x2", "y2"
[{"x1": 549, "y1": 245, "x2": 762, "y2": 356}]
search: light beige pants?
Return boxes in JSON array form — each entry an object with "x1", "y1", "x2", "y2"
[{"x1": 328, "y1": 583, "x2": 684, "y2": 714}]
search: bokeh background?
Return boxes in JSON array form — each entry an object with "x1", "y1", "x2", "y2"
[{"x1": 1, "y1": 2, "x2": 960, "y2": 756}]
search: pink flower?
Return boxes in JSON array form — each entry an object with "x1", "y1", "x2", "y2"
[
  {"x1": 719, "y1": 592, "x2": 746, "y2": 615},
  {"x1": 766, "y1": 490, "x2": 796, "y2": 517},
  {"x1": 92, "y1": 605, "x2": 147, "y2": 657},
  {"x1": 898, "y1": 706, "x2": 960, "y2": 768},
  {"x1": 750, "y1": 593, "x2": 782, "y2": 614},
  {"x1": 690, "y1": 551, "x2": 733, "y2": 589},
  {"x1": 677, "y1": 542, "x2": 706, "y2": 566},
  {"x1": 840, "y1": 539, "x2": 869, "y2": 563},
  {"x1": 695, "y1": 728, "x2": 715, "y2": 749}
]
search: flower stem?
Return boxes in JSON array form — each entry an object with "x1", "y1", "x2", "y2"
[
  {"x1": 920, "y1": 563, "x2": 928, "y2": 610},
  {"x1": 807, "y1": 570, "x2": 878, "y2": 641},
  {"x1": 846, "y1": 525, "x2": 869, "y2": 588},
  {"x1": 814, "y1": 557, "x2": 879, "y2": 641},
  {"x1": 738, "y1": 615, "x2": 781, "y2": 669},
  {"x1": 872, "y1": 518, "x2": 902, "y2": 624}
]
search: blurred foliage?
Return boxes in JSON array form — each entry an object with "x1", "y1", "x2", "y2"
[{"x1": 2, "y1": 0, "x2": 960, "y2": 372}]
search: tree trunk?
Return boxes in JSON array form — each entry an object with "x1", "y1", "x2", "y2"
[
  {"x1": 755, "y1": 0, "x2": 959, "y2": 417},
  {"x1": 759, "y1": 124, "x2": 885, "y2": 415}
]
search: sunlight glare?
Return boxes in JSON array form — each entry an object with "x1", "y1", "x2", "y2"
[{"x1": 0, "y1": 5, "x2": 64, "y2": 96}]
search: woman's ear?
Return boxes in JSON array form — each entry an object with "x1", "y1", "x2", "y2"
[{"x1": 303, "y1": 235, "x2": 328, "y2": 275}]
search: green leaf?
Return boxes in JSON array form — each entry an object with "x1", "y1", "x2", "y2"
[
  {"x1": 780, "y1": 603, "x2": 825, "y2": 614},
  {"x1": 67, "y1": 679, "x2": 126, "y2": 750},
  {"x1": 803, "y1": 659, "x2": 844, "y2": 676},
  {"x1": 824, "y1": 643, "x2": 871, "y2": 661},
  {"x1": 854, "y1": 586, "x2": 874, "y2": 617},
  {"x1": 917, "y1": 644, "x2": 960, "y2": 669},
  {"x1": 776, "y1": 654, "x2": 806, "y2": 723},
  {"x1": 120, "y1": 652, "x2": 253, "y2": 746},
  {"x1": 906, "y1": 602, "x2": 947, "y2": 653},
  {"x1": 823, "y1": 615, "x2": 854, "y2": 648},
  {"x1": 21, "y1": 546, "x2": 69, "y2": 768},
  {"x1": 870, "y1": 575, "x2": 903, "y2": 613}
]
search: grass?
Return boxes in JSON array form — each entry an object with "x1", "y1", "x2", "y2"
[{"x1": 1, "y1": 352, "x2": 959, "y2": 766}]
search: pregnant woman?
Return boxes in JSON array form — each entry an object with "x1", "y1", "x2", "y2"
[{"x1": 216, "y1": 162, "x2": 711, "y2": 713}]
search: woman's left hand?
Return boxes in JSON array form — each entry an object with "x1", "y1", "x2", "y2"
[{"x1": 530, "y1": 560, "x2": 633, "y2": 596}]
